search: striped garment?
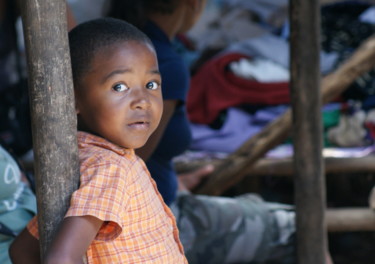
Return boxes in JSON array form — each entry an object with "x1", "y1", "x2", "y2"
[{"x1": 28, "y1": 131, "x2": 187, "y2": 264}]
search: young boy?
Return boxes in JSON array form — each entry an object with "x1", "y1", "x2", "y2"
[{"x1": 9, "y1": 17, "x2": 188, "y2": 264}]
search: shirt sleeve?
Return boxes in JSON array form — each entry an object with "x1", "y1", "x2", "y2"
[
  {"x1": 65, "y1": 154, "x2": 130, "y2": 241},
  {"x1": 27, "y1": 215, "x2": 39, "y2": 239},
  {"x1": 27, "y1": 213, "x2": 121, "y2": 243}
]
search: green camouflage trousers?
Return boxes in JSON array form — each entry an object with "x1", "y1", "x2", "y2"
[{"x1": 170, "y1": 193, "x2": 295, "y2": 264}]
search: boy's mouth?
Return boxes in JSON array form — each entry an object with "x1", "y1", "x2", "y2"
[
  {"x1": 128, "y1": 121, "x2": 150, "y2": 129},
  {"x1": 130, "y1": 120, "x2": 149, "y2": 124}
]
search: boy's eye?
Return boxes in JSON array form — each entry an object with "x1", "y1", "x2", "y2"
[
  {"x1": 113, "y1": 83, "x2": 129, "y2": 92},
  {"x1": 146, "y1": 81, "x2": 159, "y2": 90}
]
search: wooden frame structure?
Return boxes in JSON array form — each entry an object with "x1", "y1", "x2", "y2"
[
  {"x1": 290, "y1": 1, "x2": 327, "y2": 263},
  {"x1": 19, "y1": 0, "x2": 375, "y2": 262}
]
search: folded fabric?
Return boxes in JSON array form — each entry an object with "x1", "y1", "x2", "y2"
[
  {"x1": 190, "y1": 106, "x2": 288, "y2": 153},
  {"x1": 328, "y1": 110, "x2": 368, "y2": 147},
  {"x1": 222, "y1": 0, "x2": 288, "y2": 27},
  {"x1": 229, "y1": 57, "x2": 289, "y2": 82},
  {"x1": 226, "y1": 32, "x2": 338, "y2": 74},
  {"x1": 187, "y1": 53, "x2": 290, "y2": 124},
  {"x1": 359, "y1": 6, "x2": 375, "y2": 24}
]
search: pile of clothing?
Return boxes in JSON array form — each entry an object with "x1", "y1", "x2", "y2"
[{"x1": 178, "y1": 0, "x2": 375, "y2": 155}]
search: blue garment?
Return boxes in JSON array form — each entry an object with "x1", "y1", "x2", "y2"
[
  {"x1": 142, "y1": 22, "x2": 296, "y2": 264},
  {"x1": 0, "y1": 146, "x2": 37, "y2": 264},
  {"x1": 144, "y1": 21, "x2": 192, "y2": 205}
]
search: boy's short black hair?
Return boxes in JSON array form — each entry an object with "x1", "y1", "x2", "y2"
[{"x1": 68, "y1": 17, "x2": 153, "y2": 87}]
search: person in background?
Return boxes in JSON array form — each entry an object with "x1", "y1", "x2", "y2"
[
  {"x1": 9, "y1": 17, "x2": 187, "y2": 264},
  {"x1": 0, "y1": 145, "x2": 36, "y2": 264},
  {"x1": 107, "y1": 1, "x2": 317, "y2": 263}
]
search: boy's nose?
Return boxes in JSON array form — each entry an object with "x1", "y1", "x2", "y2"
[{"x1": 130, "y1": 88, "x2": 151, "y2": 110}]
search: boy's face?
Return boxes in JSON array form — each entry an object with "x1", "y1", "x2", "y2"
[{"x1": 75, "y1": 40, "x2": 163, "y2": 149}]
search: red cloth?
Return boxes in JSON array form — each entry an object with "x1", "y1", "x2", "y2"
[{"x1": 187, "y1": 53, "x2": 290, "y2": 124}]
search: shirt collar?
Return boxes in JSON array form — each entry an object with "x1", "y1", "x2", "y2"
[{"x1": 77, "y1": 131, "x2": 134, "y2": 156}]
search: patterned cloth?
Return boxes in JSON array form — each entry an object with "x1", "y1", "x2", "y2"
[
  {"x1": 28, "y1": 131, "x2": 187, "y2": 264},
  {"x1": 171, "y1": 192, "x2": 296, "y2": 264},
  {"x1": 0, "y1": 146, "x2": 36, "y2": 264}
]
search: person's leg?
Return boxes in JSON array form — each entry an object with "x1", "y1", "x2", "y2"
[{"x1": 171, "y1": 193, "x2": 295, "y2": 264}]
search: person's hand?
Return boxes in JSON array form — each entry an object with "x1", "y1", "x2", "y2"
[{"x1": 177, "y1": 164, "x2": 214, "y2": 192}]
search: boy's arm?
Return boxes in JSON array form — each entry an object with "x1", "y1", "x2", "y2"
[
  {"x1": 10, "y1": 215, "x2": 102, "y2": 264},
  {"x1": 9, "y1": 227, "x2": 41, "y2": 264},
  {"x1": 44, "y1": 215, "x2": 103, "y2": 264}
]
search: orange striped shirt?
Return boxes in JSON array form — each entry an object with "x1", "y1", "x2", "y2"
[{"x1": 28, "y1": 131, "x2": 187, "y2": 263}]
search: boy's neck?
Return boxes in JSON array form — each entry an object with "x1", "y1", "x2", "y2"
[{"x1": 78, "y1": 130, "x2": 134, "y2": 152}]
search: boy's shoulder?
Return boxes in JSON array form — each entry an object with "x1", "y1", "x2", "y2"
[
  {"x1": 76, "y1": 133, "x2": 148, "y2": 188},
  {"x1": 78, "y1": 131, "x2": 133, "y2": 155},
  {"x1": 77, "y1": 131, "x2": 137, "y2": 169}
]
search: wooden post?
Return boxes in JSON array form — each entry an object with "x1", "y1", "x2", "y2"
[
  {"x1": 290, "y1": 0, "x2": 327, "y2": 263},
  {"x1": 20, "y1": 0, "x2": 80, "y2": 259}
]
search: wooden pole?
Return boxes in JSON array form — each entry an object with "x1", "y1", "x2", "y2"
[
  {"x1": 320, "y1": 0, "x2": 375, "y2": 5},
  {"x1": 176, "y1": 156, "x2": 375, "y2": 177},
  {"x1": 326, "y1": 208, "x2": 375, "y2": 232},
  {"x1": 20, "y1": 0, "x2": 80, "y2": 259},
  {"x1": 290, "y1": 0, "x2": 327, "y2": 263}
]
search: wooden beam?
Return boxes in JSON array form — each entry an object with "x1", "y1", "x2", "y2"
[
  {"x1": 195, "y1": 34, "x2": 375, "y2": 196},
  {"x1": 320, "y1": 0, "x2": 375, "y2": 5},
  {"x1": 175, "y1": 155, "x2": 375, "y2": 176},
  {"x1": 248, "y1": 156, "x2": 375, "y2": 176},
  {"x1": 20, "y1": 0, "x2": 80, "y2": 259},
  {"x1": 326, "y1": 208, "x2": 375, "y2": 232}
]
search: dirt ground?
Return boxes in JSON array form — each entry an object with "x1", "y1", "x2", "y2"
[{"x1": 227, "y1": 171, "x2": 375, "y2": 263}]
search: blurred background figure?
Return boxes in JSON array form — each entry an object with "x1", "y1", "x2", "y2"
[{"x1": 0, "y1": 145, "x2": 36, "y2": 264}]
